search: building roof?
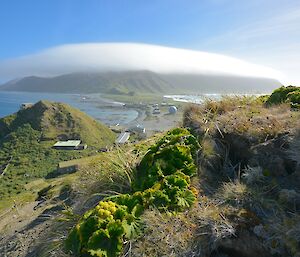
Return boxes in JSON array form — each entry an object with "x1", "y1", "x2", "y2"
[
  {"x1": 115, "y1": 132, "x2": 130, "y2": 144},
  {"x1": 53, "y1": 140, "x2": 81, "y2": 147}
]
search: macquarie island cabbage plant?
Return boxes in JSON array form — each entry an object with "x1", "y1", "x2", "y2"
[{"x1": 66, "y1": 128, "x2": 200, "y2": 257}]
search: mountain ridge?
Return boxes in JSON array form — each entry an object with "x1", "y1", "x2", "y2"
[{"x1": 0, "y1": 70, "x2": 282, "y2": 94}]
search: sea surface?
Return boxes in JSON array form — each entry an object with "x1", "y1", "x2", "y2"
[{"x1": 0, "y1": 91, "x2": 138, "y2": 125}]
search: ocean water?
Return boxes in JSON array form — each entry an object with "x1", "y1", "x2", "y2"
[{"x1": 0, "y1": 91, "x2": 138, "y2": 125}]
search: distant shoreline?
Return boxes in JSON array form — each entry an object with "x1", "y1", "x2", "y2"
[
  {"x1": 0, "y1": 91, "x2": 138, "y2": 125},
  {"x1": 164, "y1": 93, "x2": 266, "y2": 104}
]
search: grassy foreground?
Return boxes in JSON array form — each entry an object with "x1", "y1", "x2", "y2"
[{"x1": 1, "y1": 86, "x2": 300, "y2": 257}]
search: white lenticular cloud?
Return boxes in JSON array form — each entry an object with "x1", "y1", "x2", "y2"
[{"x1": 0, "y1": 43, "x2": 283, "y2": 80}]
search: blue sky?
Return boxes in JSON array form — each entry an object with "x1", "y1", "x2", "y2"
[{"x1": 1, "y1": 0, "x2": 300, "y2": 84}]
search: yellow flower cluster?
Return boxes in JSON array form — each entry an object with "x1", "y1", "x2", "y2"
[{"x1": 95, "y1": 201, "x2": 117, "y2": 220}]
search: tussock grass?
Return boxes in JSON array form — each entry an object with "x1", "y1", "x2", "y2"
[
  {"x1": 71, "y1": 145, "x2": 141, "y2": 212},
  {"x1": 241, "y1": 166, "x2": 266, "y2": 185},
  {"x1": 131, "y1": 208, "x2": 196, "y2": 257},
  {"x1": 131, "y1": 195, "x2": 238, "y2": 257},
  {"x1": 184, "y1": 96, "x2": 299, "y2": 142},
  {"x1": 183, "y1": 93, "x2": 300, "y2": 256},
  {"x1": 216, "y1": 181, "x2": 249, "y2": 207}
]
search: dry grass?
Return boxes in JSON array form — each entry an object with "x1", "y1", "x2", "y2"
[
  {"x1": 130, "y1": 195, "x2": 239, "y2": 257},
  {"x1": 216, "y1": 181, "x2": 249, "y2": 207},
  {"x1": 75, "y1": 133, "x2": 166, "y2": 200},
  {"x1": 60, "y1": 145, "x2": 144, "y2": 221},
  {"x1": 241, "y1": 166, "x2": 266, "y2": 185},
  {"x1": 184, "y1": 96, "x2": 300, "y2": 142},
  {"x1": 201, "y1": 137, "x2": 217, "y2": 157},
  {"x1": 130, "y1": 208, "x2": 196, "y2": 257},
  {"x1": 181, "y1": 96, "x2": 300, "y2": 257}
]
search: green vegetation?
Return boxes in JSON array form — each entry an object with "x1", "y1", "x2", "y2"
[
  {"x1": 0, "y1": 100, "x2": 115, "y2": 145},
  {"x1": 266, "y1": 85, "x2": 300, "y2": 107},
  {"x1": 0, "y1": 101, "x2": 115, "y2": 198},
  {"x1": 66, "y1": 200, "x2": 140, "y2": 257},
  {"x1": 66, "y1": 128, "x2": 199, "y2": 257},
  {"x1": 133, "y1": 128, "x2": 199, "y2": 191},
  {"x1": 287, "y1": 90, "x2": 300, "y2": 108}
]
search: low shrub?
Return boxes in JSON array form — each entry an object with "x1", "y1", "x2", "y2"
[
  {"x1": 117, "y1": 171, "x2": 196, "y2": 212},
  {"x1": 266, "y1": 86, "x2": 300, "y2": 105},
  {"x1": 65, "y1": 128, "x2": 200, "y2": 257},
  {"x1": 133, "y1": 128, "x2": 199, "y2": 191},
  {"x1": 65, "y1": 201, "x2": 142, "y2": 257}
]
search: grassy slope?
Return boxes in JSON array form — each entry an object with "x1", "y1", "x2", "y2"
[
  {"x1": 0, "y1": 100, "x2": 115, "y2": 199},
  {"x1": 0, "y1": 100, "x2": 115, "y2": 146},
  {"x1": 0, "y1": 133, "x2": 161, "y2": 216}
]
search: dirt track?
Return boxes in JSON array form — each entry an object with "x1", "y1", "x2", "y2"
[{"x1": 0, "y1": 201, "x2": 59, "y2": 257}]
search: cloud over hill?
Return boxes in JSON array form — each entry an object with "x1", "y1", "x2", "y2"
[{"x1": 0, "y1": 43, "x2": 283, "y2": 81}]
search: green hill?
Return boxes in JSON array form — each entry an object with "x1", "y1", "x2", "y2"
[
  {"x1": 0, "y1": 101, "x2": 115, "y2": 197},
  {"x1": 0, "y1": 71, "x2": 173, "y2": 94},
  {"x1": 0, "y1": 100, "x2": 115, "y2": 146}
]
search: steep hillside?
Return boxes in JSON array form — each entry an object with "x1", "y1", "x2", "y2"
[
  {"x1": 0, "y1": 71, "x2": 281, "y2": 94},
  {"x1": 0, "y1": 71, "x2": 173, "y2": 94},
  {"x1": 0, "y1": 101, "x2": 115, "y2": 197},
  {"x1": 0, "y1": 100, "x2": 115, "y2": 146}
]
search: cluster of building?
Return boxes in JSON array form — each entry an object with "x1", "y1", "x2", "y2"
[
  {"x1": 50, "y1": 102, "x2": 179, "y2": 176},
  {"x1": 152, "y1": 104, "x2": 177, "y2": 115}
]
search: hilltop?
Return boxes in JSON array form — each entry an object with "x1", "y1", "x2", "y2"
[
  {"x1": 0, "y1": 71, "x2": 281, "y2": 94},
  {"x1": 0, "y1": 100, "x2": 115, "y2": 146},
  {"x1": 0, "y1": 101, "x2": 115, "y2": 198}
]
